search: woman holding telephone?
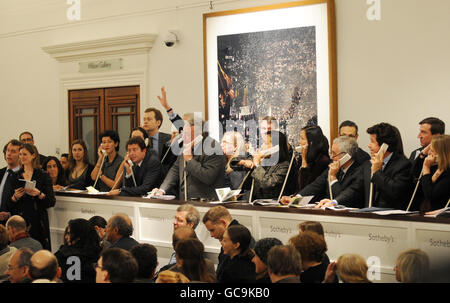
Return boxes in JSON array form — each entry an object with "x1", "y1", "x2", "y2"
[
  {"x1": 10, "y1": 144, "x2": 55, "y2": 250},
  {"x1": 422, "y1": 134, "x2": 450, "y2": 211},
  {"x1": 90, "y1": 130, "x2": 123, "y2": 192}
]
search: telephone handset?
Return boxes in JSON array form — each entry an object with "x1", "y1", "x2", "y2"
[
  {"x1": 339, "y1": 153, "x2": 352, "y2": 166},
  {"x1": 378, "y1": 143, "x2": 389, "y2": 156}
]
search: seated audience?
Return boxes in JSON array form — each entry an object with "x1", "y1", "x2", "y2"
[
  {"x1": 105, "y1": 214, "x2": 139, "y2": 251},
  {"x1": 95, "y1": 248, "x2": 138, "y2": 283},
  {"x1": 151, "y1": 113, "x2": 225, "y2": 201},
  {"x1": 289, "y1": 231, "x2": 331, "y2": 283},
  {"x1": 338, "y1": 120, "x2": 370, "y2": 166},
  {"x1": 421, "y1": 134, "x2": 450, "y2": 211},
  {"x1": 395, "y1": 249, "x2": 430, "y2": 283},
  {"x1": 0, "y1": 224, "x2": 18, "y2": 282},
  {"x1": 28, "y1": 250, "x2": 62, "y2": 283},
  {"x1": 130, "y1": 243, "x2": 158, "y2": 283},
  {"x1": 172, "y1": 238, "x2": 216, "y2": 282},
  {"x1": 91, "y1": 130, "x2": 124, "y2": 192},
  {"x1": 55, "y1": 218, "x2": 101, "y2": 283},
  {"x1": 282, "y1": 136, "x2": 364, "y2": 208},
  {"x1": 217, "y1": 225, "x2": 256, "y2": 283},
  {"x1": 266, "y1": 245, "x2": 302, "y2": 283},
  {"x1": 6, "y1": 215, "x2": 43, "y2": 252},
  {"x1": 252, "y1": 237, "x2": 283, "y2": 283},
  {"x1": 298, "y1": 221, "x2": 330, "y2": 264},
  {"x1": 66, "y1": 139, "x2": 94, "y2": 190},
  {"x1": 88, "y1": 215, "x2": 111, "y2": 251},
  {"x1": 108, "y1": 137, "x2": 163, "y2": 197},
  {"x1": 323, "y1": 254, "x2": 371, "y2": 283},
  {"x1": 42, "y1": 156, "x2": 67, "y2": 191},
  {"x1": 296, "y1": 125, "x2": 330, "y2": 192},
  {"x1": 202, "y1": 206, "x2": 255, "y2": 276},
  {"x1": 10, "y1": 144, "x2": 55, "y2": 250},
  {"x1": 156, "y1": 270, "x2": 190, "y2": 283},
  {"x1": 5, "y1": 248, "x2": 33, "y2": 283}
]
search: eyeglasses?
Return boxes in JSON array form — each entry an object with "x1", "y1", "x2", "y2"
[{"x1": 329, "y1": 152, "x2": 345, "y2": 159}]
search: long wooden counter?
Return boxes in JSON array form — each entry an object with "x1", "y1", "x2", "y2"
[{"x1": 50, "y1": 192, "x2": 450, "y2": 283}]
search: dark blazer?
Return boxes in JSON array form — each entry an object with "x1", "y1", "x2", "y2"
[
  {"x1": 0, "y1": 167, "x2": 17, "y2": 224},
  {"x1": 120, "y1": 150, "x2": 164, "y2": 197},
  {"x1": 159, "y1": 136, "x2": 226, "y2": 201},
  {"x1": 9, "y1": 168, "x2": 56, "y2": 250},
  {"x1": 355, "y1": 148, "x2": 371, "y2": 166},
  {"x1": 251, "y1": 161, "x2": 290, "y2": 200},
  {"x1": 110, "y1": 236, "x2": 139, "y2": 251},
  {"x1": 421, "y1": 168, "x2": 450, "y2": 211},
  {"x1": 361, "y1": 153, "x2": 412, "y2": 209},
  {"x1": 300, "y1": 161, "x2": 364, "y2": 208},
  {"x1": 297, "y1": 154, "x2": 330, "y2": 193},
  {"x1": 157, "y1": 132, "x2": 178, "y2": 177},
  {"x1": 216, "y1": 253, "x2": 256, "y2": 283}
]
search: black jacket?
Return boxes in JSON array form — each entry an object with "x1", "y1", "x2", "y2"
[
  {"x1": 421, "y1": 168, "x2": 450, "y2": 211},
  {"x1": 110, "y1": 236, "x2": 139, "y2": 251}
]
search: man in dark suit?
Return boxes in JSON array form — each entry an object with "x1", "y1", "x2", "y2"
[
  {"x1": 293, "y1": 136, "x2": 364, "y2": 208},
  {"x1": 151, "y1": 113, "x2": 226, "y2": 201},
  {"x1": 105, "y1": 214, "x2": 139, "y2": 251},
  {"x1": 107, "y1": 137, "x2": 163, "y2": 197},
  {"x1": 360, "y1": 123, "x2": 412, "y2": 209},
  {"x1": 338, "y1": 120, "x2": 371, "y2": 166},
  {"x1": 18, "y1": 132, "x2": 46, "y2": 167},
  {"x1": 0, "y1": 139, "x2": 22, "y2": 224},
  {"x1": 142, "y1": 107, "x2": 173, "y2": 165}
]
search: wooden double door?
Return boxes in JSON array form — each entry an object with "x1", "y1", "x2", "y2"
[{"x1": 69, "y1": 86, "x2": 140, "y2": 163}]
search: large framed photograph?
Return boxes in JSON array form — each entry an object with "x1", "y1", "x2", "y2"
[{"x1": 203, "y1": 0, "x2": 337, "y2": 147}]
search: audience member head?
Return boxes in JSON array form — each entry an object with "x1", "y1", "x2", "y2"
[
  {"x1": 19, "y1": 143, "x2": 40, "y2": 169},
  {"x1": 336, "y1": 254, "x2": 370, "y2": 283},
  {"x1": 175, "y1": 238, "x2": 215, "y2": 282},
  {"x1": 267, "y1": 245, "x2": 302, "y2": 283},
  {"x1": 221, "y1": 225, "x2": 253, "y2": 259},
  {"x1": 28, "y1": 250, "x2": 61, "y2": 282},
  {"x1": 289, "y1": 231, "x2": 327, "y2": 269},
  {"x1": 88, "y1": 216, "x2": 107, "y2": 241},
  {"x1": 367, "y1": 122, "x2": 403, "y2": 155},
  {"x1": 143, "y1": 107, "x2": 164, "y2": 134},
  {"x1": 339, "y1": 120, "x2": 359, "y2": 140},
  {"x1": 418, "y1": 117, "x2": 445, "y2": 147},
  {"x1": 221, "y1": 131, "x2": 246, "y2": 157},
  {"x1": 174, "y1": 204, "x2": 200, "y2": 230},
  {"x1": 395, "y1": 249, "x2": 430, "y2": 283},
  {"x1": 130, "y1": 126, "x2": 150, "y2": 144},
  {"x1": 3, "y1": 139, "x2": 22, "y2": 168},
  {"x1": 6, "y1": 248, "x2": 33, "y2": 283},
  {"x1": 0, "y1": 224, "x2": 9, "y2": 250},
  {"x1": 69, "y1": 139, "x2": 90, "y2": 170},
  {"x1": 430, "y1": 134, "x2": 450, "y2": 171},
  {"x1": 99, "y1": 129, "x2": 120, "y2": 153},
  {"x1": 42, "y1": 156, "x2": 66, "y2": 186},
  {"x1": 60, "y1": 153, "x2": 69, "y2": 171},
  {"x1": 172, "y1": 226, "x2": 198, "y2": 250},
  {"x1": 300, "y1": 125, "x2": 330, "y2": 166},
  {"x1": 66, "y1": 218, "x2": 101, "y2": 256},
  {"x1": 298, "y1": 221, "x2": 325, "y2": 237},
  {"x1": 331, "y1": 136, "x2": 358, "y2": 167},
  {"x1": 19, "y1": 131, "x2": 34, "y2": 145},
  {"x1": 202, "y1": 206, "x2": 233, "y2": 241},
  {"x1": 5, "y1": 215, "x2": 27, "y2": 242},
  {"x1": 252, "y1": 238, "x2": 283, "y2": 275},
  {"x1": 156, "y1": 270, "x2": 190, "y2": 283},
  {"x1": 126, "y1": 137, "x2": 147, "y2": 164},
  {"x1": 106, "y1": 214, "x2": 133, "y2": 243},
  {"x1": 130, "y1": 244, "x2": 158, "y2": 281},
  {"x1": 96, "y1": 248, "x2": 138, "y2": 283}
]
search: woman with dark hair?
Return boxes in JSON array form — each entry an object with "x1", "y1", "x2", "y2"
[
  {"x1": 297, "y1": 125, "x2": 330, "y2": 191},
  {"x1": 241, "y1": 131, "x2": 293, "y2": 200},
  {"x1": 55, "y1": 218, "x2": 101, "y2": 283},
  {"x1": 9, "y1": 144, "x2": 55, "y2": 250},
  {"x1": 42, "y1": 156, "x2": 67, "y2": 191},
  {"x1": 91, "y1": 130, "x2": 124, "y2": 192},
  {"x1": 217, "y1": 225, "x2": 256, "y2": 283},
  {"x1": 67, "y1": 139, "x2": 94, "y2": 190},
  {"x1": 173, "y1": 238, "x2": 216, "y2": 283}
]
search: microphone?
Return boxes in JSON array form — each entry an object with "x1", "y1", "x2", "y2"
[
  {"x1": 183, "y1": 160, "x2": 187, "y2": 201},
  {"x1": 276, "y1": 147, "x2": 298, "y2": 203},
  {"x1": 93, "y1": 150, "x2": 107, "y2": 188},
  {"x1": 406, "y1": 170, "x2": 423, "y2": 212},
  {"x1": 127, "y1": 159, "x2": 137, "y2": 187}
]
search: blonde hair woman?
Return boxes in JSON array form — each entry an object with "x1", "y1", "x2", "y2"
[
  {"x1": 395, "y1": 249, "x2": 430, "y2": 283},
  {"x1": 422, "y1": 134, "x2": 450, "y2": 211},
  {"x1": 221, "y1": 131, "x2": 250, "y2": 190},
  {"x1": 323, "y1": 253, "x2": 371, "y2": 283}
]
